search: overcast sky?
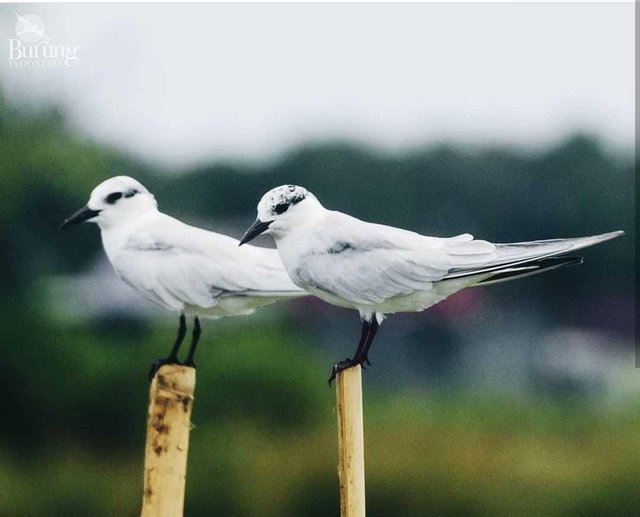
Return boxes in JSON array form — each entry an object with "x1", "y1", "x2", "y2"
[{"x1": 1, "y1": 3, "x2": 634, "y2": 168}]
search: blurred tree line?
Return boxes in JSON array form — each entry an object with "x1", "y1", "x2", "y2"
[
  {"x1": 1, "y1": 91, "x2": 632, "y2": 299},
  {"x1": 0, "y1": 90, "x2": 636, "y2": 515}
]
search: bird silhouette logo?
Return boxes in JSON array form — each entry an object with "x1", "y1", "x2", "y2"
[{"x1": 14, "y1": 12, "x2": 50, "y2": 44}]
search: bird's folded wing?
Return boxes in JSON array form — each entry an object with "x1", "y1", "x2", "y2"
[
  {"x1": 298, "y1": 248, "x2": 446, "y2": 305},
  {"x1": 117, "y1": 215, "x2": 302, "y2": 309},
  {"x1": 296, "y1": 213, "x2": 622, "y2": 306},
  {"x1": 296, "y1": 212, "x2": 497, "y2": 305}
]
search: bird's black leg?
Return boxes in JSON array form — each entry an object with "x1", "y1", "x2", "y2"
[
  {"x1": 328, "y1": 318, "x2": 370, "y2": 385},
  {"x1": 183, "y1": 316, "x2": 201, "y2": 368},
  {"x1": 149, "y1": 314, "x2": 187, "y2": 380},
  {"x1": 358, "y1": 316, "x2": 379, "y2": 367}
]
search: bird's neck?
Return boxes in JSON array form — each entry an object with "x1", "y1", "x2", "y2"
[
  {"x1": 274, "y1": 217, "x2": 319, "y2": 270},
  {"x1": 98, "y1": 212, "x2": 155, "y2": 263},
  {"x1": 99, "y1": 224, "x2": 131, "y2": 264}
]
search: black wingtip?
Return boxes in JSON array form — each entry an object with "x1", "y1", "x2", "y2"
[{"x1": 475, "y1": 256, "x2": 583, "y2": 286}]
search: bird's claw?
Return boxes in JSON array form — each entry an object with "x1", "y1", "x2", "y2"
[
  {"x1": 148, "y1": 356, "x2": 180, "y2": 381},
  {"x1": 328, "y1": 358, "x2": 359, "y2": 386}
]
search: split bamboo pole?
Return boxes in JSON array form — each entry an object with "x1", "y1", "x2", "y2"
[
  {"x1": 141, "y1": 364, "x2": 196, "y2": 517},
  {"x1": 336, "y1": 365, "x2": 366, "y2": 517}
]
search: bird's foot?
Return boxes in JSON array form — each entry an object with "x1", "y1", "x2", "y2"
[
  {"x1": 328, "y1": 357, "x2": 360, "y2": 386},
  {"x1": 183, "y1": 358, "x2": 197, "y2": 369},
  {"x1": 148, "y1": 356, "x2": 180, "y2": 381}
]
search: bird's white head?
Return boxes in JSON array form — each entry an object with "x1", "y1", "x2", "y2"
[
  {"x1": 239, "y1": 185, "x2": 321, "y2": 244},
  {"x1": 60, "y1": 176, "x2": 158, "y2": 230}
]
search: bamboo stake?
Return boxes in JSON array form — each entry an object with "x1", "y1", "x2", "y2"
[
  {"x1": 141, "y1": 364, "x2": 196, "y2": 517},
  {"x1": 336, "y1": 365, "x2": 366, "y2": 517}
]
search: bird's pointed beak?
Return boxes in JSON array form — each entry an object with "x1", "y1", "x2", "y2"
[
  {"x1": 59, "y1": 205, "x2": 101, "y2": 230},
  {"x1": 239, "y1": 219, "x2": 272, "y2": 246}
]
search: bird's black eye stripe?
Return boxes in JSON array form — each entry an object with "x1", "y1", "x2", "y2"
[
  {"x1": 124, "y1": 188, "x2": 139, "y2": 198},
  {"x1": 274, "y1": 203, "x2": 289, "y2": 215},
  {"x1": 105, "y1": 192, "x2": 123, "y2": 204}
]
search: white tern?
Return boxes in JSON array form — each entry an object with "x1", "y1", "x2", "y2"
[
  {"x1": 61, "y1": 176, "x2": 306, "y2": 378},
  {"x1": 240, "y1": 184, "x2": 623, "y2": 383}
]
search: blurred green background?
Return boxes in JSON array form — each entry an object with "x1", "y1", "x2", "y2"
[{"x1": 0, "y1": 87, "x2": 636, "y2": 516}]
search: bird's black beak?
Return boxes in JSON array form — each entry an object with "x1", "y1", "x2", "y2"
[
  {"x1": 239, "y1": 219, "x2": 272, "y2": 246},
  {"x1": 59, "y1": 205, "x2": 101, "y2": 230}
]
